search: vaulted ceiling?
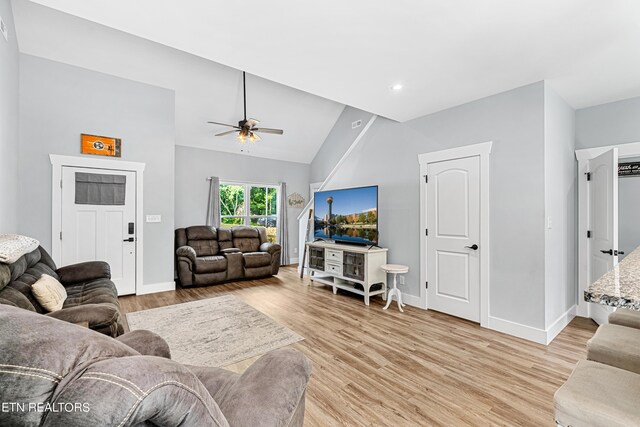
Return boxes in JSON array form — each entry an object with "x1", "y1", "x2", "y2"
[
  {"x1": 23, "y1": 0, "x2": 640, "y2": 123},
  {"x1": 12, "y1": 1, "x2": 640, "y2": 163},
  {"x1": 12, "y1": 1, "x2": 345, "y2": 163}
]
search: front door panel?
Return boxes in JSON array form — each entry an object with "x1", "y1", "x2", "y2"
[
  {"x1": 61, "y1": 167, "x2": 136, "y2": 295},
  {"x1": 427, "y1": 156, "x2": 480, "y2": 322}
]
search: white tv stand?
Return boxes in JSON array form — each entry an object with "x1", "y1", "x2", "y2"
[{"x1": 305, "y1": 241, "x2": 388, "y2": 305}]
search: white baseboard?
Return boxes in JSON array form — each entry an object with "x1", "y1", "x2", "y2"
[
  {"x1": 136, "y1": 281, "x2": 175, "y2": 295},
  {"x1": 287, "y1": 257, "x2": 299, "y2": 265},
  {"x1": 545, "y1": 305, "x2": 577, "y2": 344},
  {"x1": 487, "y1": 305, "x2": 577, "y2": 345},
  {"x1": 488, "y1": 316, "x2": 547, "y2": 344},
  {"x1": 400, "y1": 292, "x2": 426, "y2": 309}
]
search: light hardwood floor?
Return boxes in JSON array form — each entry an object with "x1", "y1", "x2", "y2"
[{"x1": 119, "y1": 266, "x2": 597, "y2": 427}]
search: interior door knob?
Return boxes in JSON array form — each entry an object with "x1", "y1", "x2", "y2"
[
  {"x1": 600, "y1": 249, "x2": 613, "y2": 255},
  {"x1": 465, "y1": 244, "x2": 479, "y2": 250},
  {"x1": 123, "y1": 237, "x2": 135, "y2": 242}
]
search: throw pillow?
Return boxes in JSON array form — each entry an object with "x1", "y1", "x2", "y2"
[
  {"x1": 32, "y1": 274, "x2": 67, "y2": 312},
  {"x1": 0, "y1": 234, "x2": 40, "y2": 264}
]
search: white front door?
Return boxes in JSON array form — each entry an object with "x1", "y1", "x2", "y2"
[
  {"x1": 589, "y1": 148, "x2": 619, "y2": 284},
  {"x1": 426, "y1": 156, "x2": 481, "y2": 322},
  {"x1": 61, "y1": 167, "x2": 137, "y2": 295}
]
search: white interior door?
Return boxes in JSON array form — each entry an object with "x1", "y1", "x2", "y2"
[
  {"x1": 61, "y1": 167, "x2": 136, "y2": 295},
  {"x1": 426, "y1": 156, "x2": 481, "y2": 322},
  {"x1": 589, "y1": 148, "x2": 619, "y2": 284}
]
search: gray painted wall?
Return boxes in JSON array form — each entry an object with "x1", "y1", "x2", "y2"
[
  {"x1": 576, "y1": 96, "x2": 640, "y2": 149},
  {"x1": 311, "y1": 82, "x2": 547, "y2": 329},
  {"x1": 18, "y1": 54, "x2": 175, "y2": 288},
  {"x1": 0, "y1": 0, "x2": 19, "y2": 232},
  {"x1": 175, "y1": 146, "x2": 310, "y2": 261},
  {"x1": 309, "y1": 106, "x2": 372, "y2": 183},
  {"x1": 543, "y1": 85, "x2": 577, "y2": 327}
]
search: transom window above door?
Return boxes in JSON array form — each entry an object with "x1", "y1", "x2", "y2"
[{"x1": 220, "y1": 182, "x2": 278, "y2": 243}]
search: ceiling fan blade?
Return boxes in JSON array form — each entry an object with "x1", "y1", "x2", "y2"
[
  {"x1": 247, "y1": 118, "x2": 260, "y2": 129},
  {"x1": 215, "y1": 130, "x2": 238, "y2": 137},
  {"x1": 253, "y1": 128, "x2": 284, "y2": 135},
  {"x1": 208, "y1": 121, "x2": 240, "y2": 129}
]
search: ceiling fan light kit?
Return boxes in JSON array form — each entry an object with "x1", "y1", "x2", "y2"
[{"x1": 208, "y1": 71, "x2": 283, "y2": 144}]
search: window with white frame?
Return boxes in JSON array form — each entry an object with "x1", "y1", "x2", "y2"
[{"x1": 219, "y1": 182, "x2": 278, "y2": 243}]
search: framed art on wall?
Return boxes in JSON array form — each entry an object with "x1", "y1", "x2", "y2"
[{"x1": 81, "y1": 134, "x2": 122, "y2": 157}]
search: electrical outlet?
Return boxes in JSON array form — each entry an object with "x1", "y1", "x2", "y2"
[
  {"x1": 294, "y1": 247, "x2": 298, "y2": 254},
  {"x1": 146, "y1": 214, "x2": 161, "y2": 223},
  {"x1": 0, "y1": 16, "x2": 8, "y2": 42},
  {"x1": 351, "y1": 120, "x2": 362, "y2": 129},
  {"x1": 399, "y1": 276, "x2": 405, "y2": 285}
]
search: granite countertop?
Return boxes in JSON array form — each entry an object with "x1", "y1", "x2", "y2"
[{"x1": 585, "y1": 246, "x2": 640, "y2": 310}]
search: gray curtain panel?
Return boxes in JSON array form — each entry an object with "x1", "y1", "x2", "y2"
[
  {"x1": 278, "y1": 182, "x2": 290, "y2": 265},
  {"x1": 206, "y1": 177, "x2": 221, "y2": 228},
  {"x1": 75, "y1": 172, "x2": 126, "y2": 205}
]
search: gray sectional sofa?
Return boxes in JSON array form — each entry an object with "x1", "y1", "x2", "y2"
[
  {"x1": 175, "y1": 225, "x2": 282, "y2": 287},
  {"x1": 0, "y1": 246, "x2": 125, "y2": 336},
  {"x1": 0, "y1": 305, "x2": 311, "y2": 426}
]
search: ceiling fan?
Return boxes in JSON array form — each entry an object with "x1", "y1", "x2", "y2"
[{"x1": 208, "y1": 71, "x2": 284, "y2": 143}]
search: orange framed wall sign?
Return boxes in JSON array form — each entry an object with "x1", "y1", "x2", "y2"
[{"x1": 80, "y1": 134, "x2": 122, "y2": 157}]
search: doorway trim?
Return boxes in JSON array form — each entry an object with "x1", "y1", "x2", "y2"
[
  {"x1": 418, "y1": 141, "x2": 492, "y2": 328},
  {"x1": 50, "y1": 154, "x2": 145, "y2": 293},
  {"x1": 575, "y1": 141, "x2": 640, "y2": 321}
]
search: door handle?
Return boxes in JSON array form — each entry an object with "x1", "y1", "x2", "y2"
[
  {"x1": 601, "y1": 249, "x2": 613, "y2": 255},
  {"x1": 123, "y1": 237, "x2": 135, "y2": 242},
  {"x1": 465, "y1": 244, "x2": 479, "y2": 250}
]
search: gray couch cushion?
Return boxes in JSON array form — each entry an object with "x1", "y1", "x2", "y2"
[
  {"x1": 232, "y1": 226, "x2": 261, "y2": 253},
  {"x1": 0, "y1": 263, "x2": 10, "y2": 291},
  {"x1": 186, "y1": 226, "x2": 220, "y2": 256},
  {"x1": 186, "y1": 226, "x2": 218, "y2": 241},
  {"x1": 190, "y1": 240, "x2": 220, "y2": 257},
  {"x1": 243, "y1": 252, "x2": 272, "y2": 268},
  {"x1": 195, "y1": 256, "x2": 228, "y2": 274},
  {"x1": 609, "y1": 308, "x2": 640, "y2": 330},
  {"x1": 554, "y1": 359, "x2": 640, "y2": 427},
  {"x1": 587, "y1": 323, "x2": 640, "y2": 375},
  {"x1": 64, "y1": 279, "x2": 119, "y2": 307}
]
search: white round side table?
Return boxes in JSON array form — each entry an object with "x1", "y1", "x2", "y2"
[{"x1": 381, "y1": 264, "x2": 409, "y2": 312}]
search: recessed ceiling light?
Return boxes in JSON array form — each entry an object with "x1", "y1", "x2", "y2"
[{"x1": 391, "y1": 84, "x2": 403, "y2": 91}]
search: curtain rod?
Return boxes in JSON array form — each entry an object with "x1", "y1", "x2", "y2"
[{"x1": 207, "y1": 177, "x2": 281, "y2": 187}]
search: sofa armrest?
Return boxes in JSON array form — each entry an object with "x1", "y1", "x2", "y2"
[
  {"x1": 46, "y1": 356, "x2": 229, "y2": 427},
  {"x1": 56, "y1": 261, "x2": 111, "y2": 285},
  {"x1": 259, "y1": 242, "x2": 281, "y2": 256},
  {"x1": 176, "y1": 245, "x2": 197, "y2": 264},
  {"x1": 116, "y1": 330, "x2": 171, "y2": 358},
  {"x1": 220, "y1": 247, "x2": 241, "y2": 254},
  {"x1": 45, "y1": 304, "x2": 121, "y2": 337},
  {"x1": 214, "y1": 348, "x2": 311, "y2": 427}
]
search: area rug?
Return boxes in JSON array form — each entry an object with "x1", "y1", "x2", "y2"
[{"x1": 126, "y1": 295, "x2": 303, "y2": 367}]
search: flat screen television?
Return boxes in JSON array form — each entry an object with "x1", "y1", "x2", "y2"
[{"x1": 313, "y1": 185, "x2": 378, "y2": 246}]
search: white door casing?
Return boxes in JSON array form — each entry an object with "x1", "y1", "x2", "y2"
[
  {"x1": 61, "y1": 167, "x2": 136, "y2": 295},
  {"x1": 588, "y1": 148, "x2": 619, "y2": 284},
  {"x1": 426, "y1": 156, "x2": 481, "y2": 322},
  {"x1": 419, "y1": 141, "x2": 491, "y2": 327},
  {"x1": 50, "y1": 154, "x2": 145, "y2": 295}
]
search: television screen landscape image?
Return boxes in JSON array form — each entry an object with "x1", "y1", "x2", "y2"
[{"x1": 313, "y1": 186, "x2": 378, "y2": 245}]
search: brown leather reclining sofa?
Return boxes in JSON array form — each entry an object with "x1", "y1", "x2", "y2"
[
  {"x1": 175, "y1": 225, "x2": 282, "y2": 287},
  {"x1": 0, "y1": 246, "x2": 125, "y2": 336}
]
